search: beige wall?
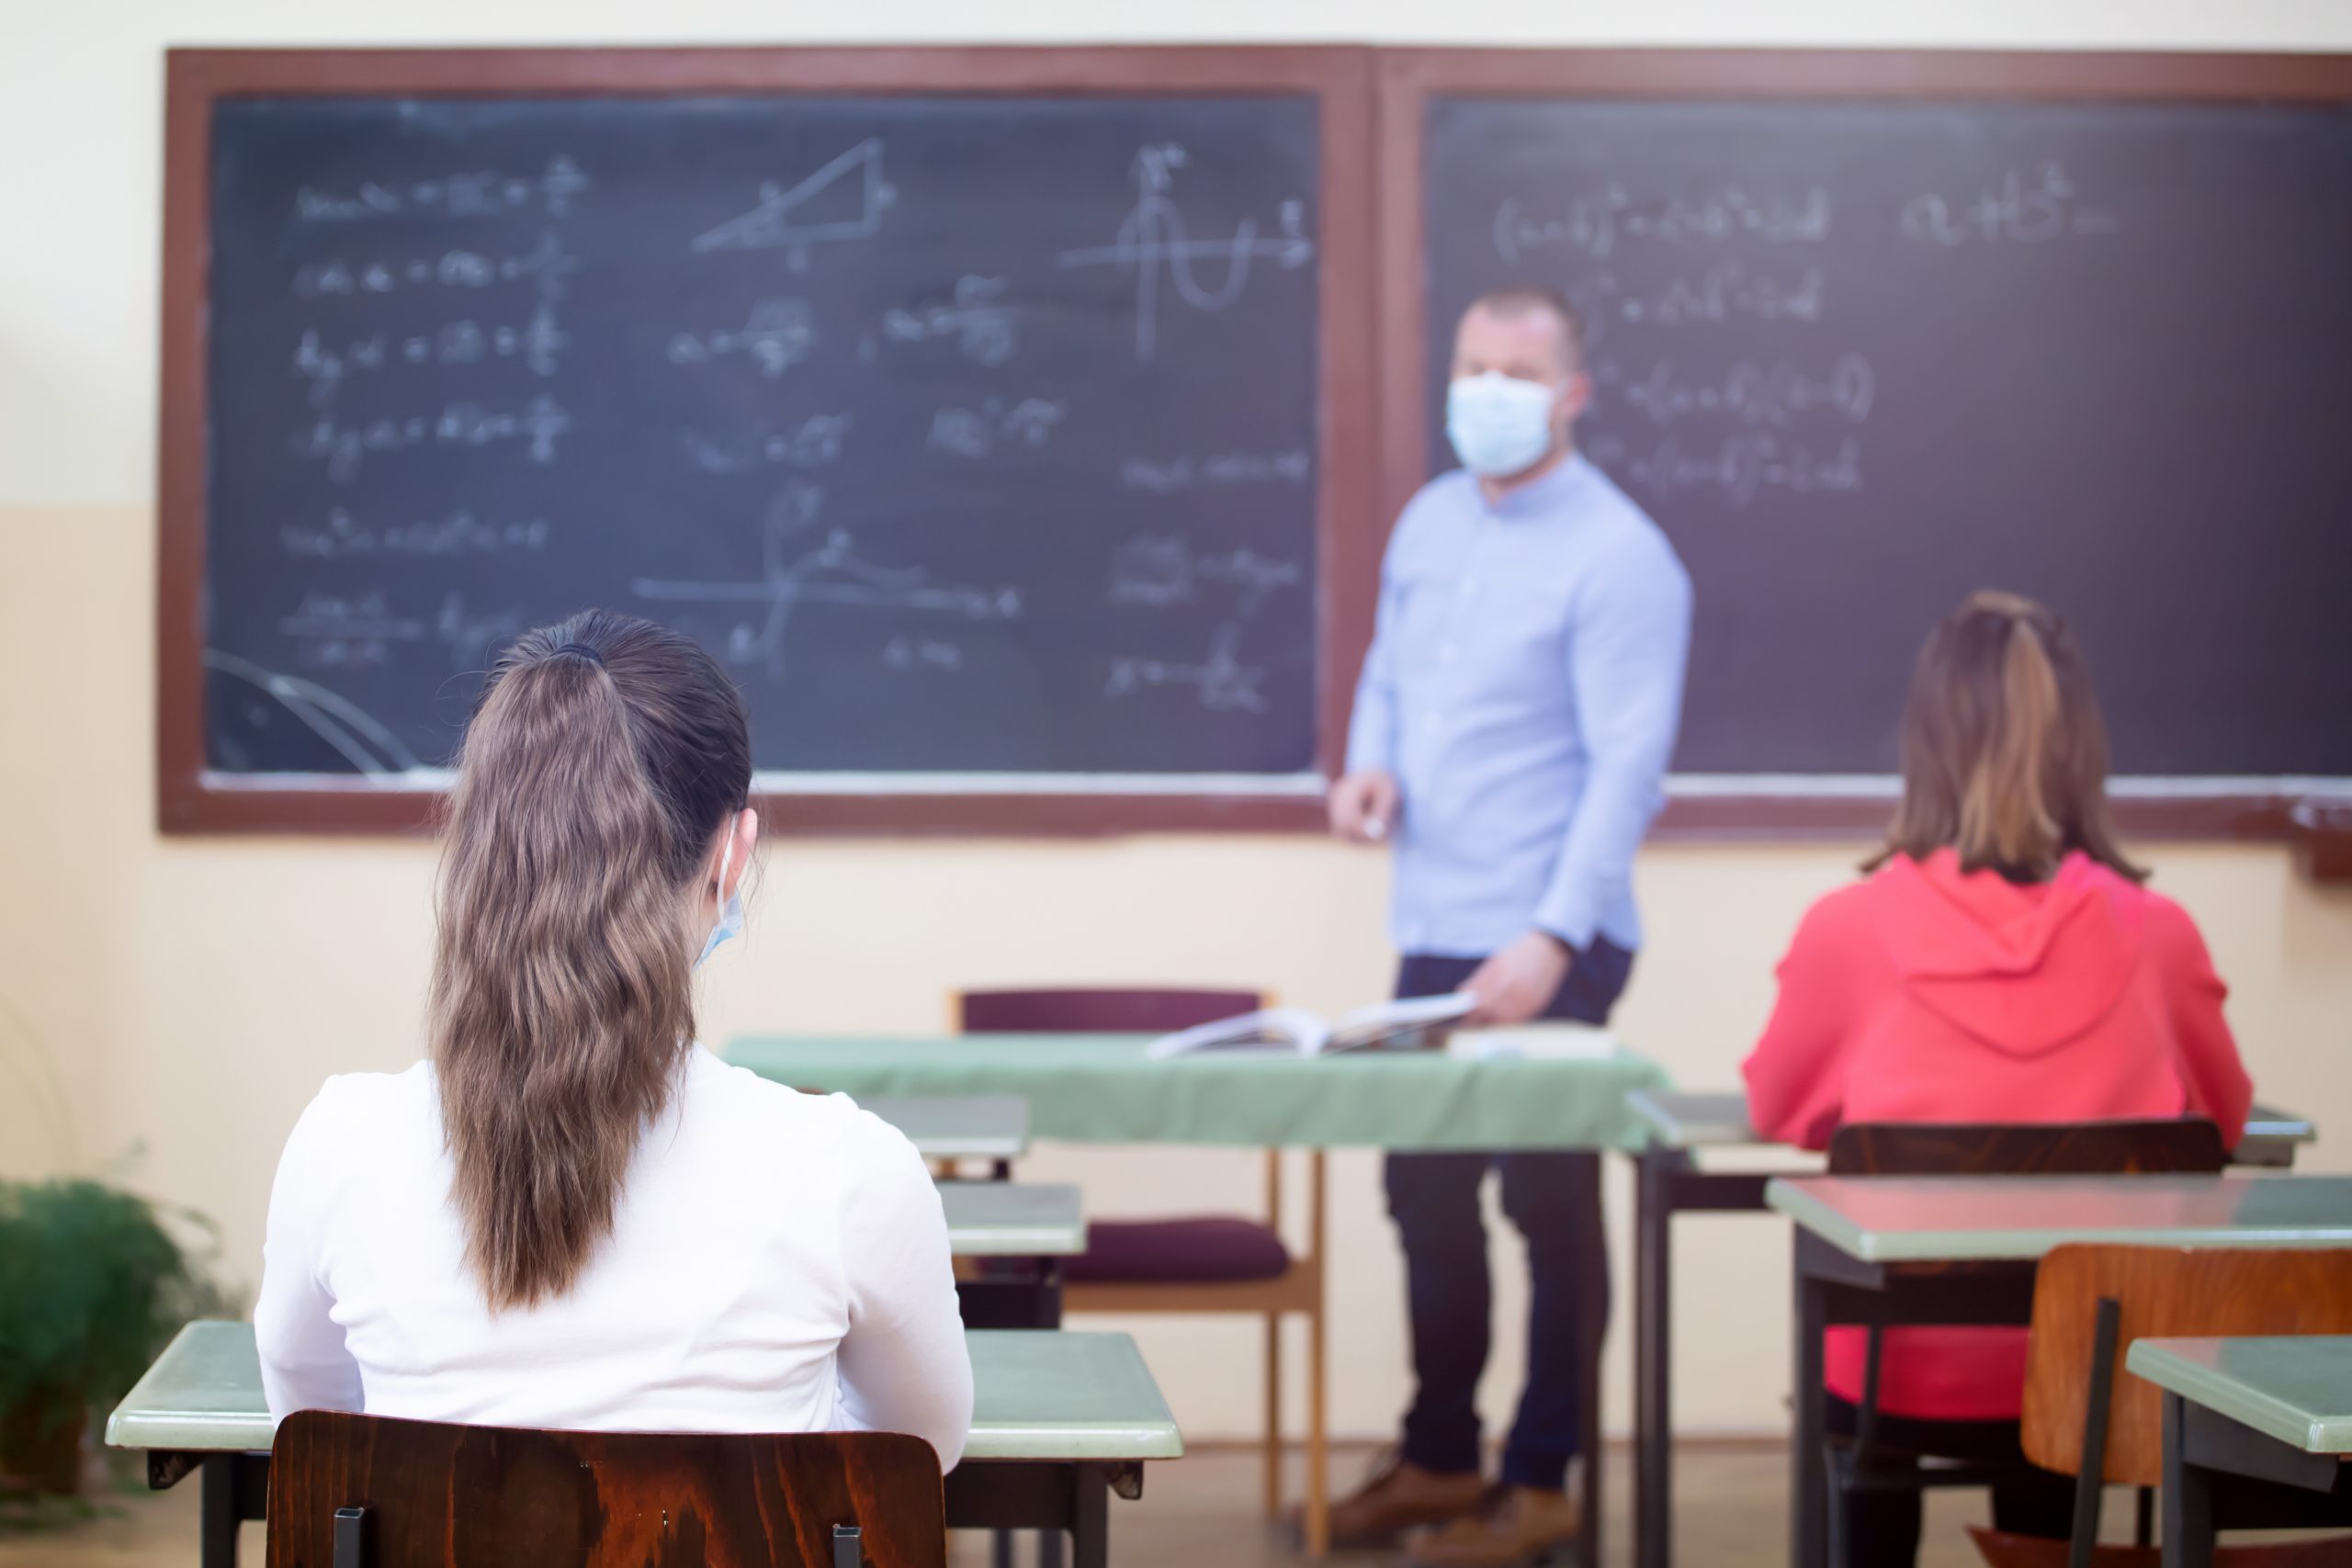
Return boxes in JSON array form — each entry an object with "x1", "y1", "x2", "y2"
[{"x1": 5, "y1": 0, "x2": 2351, "y2": 1447}]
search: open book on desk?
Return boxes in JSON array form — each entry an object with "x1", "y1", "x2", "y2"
[{"x1": 1144, "y1": 993, "x2": 1476, "y2": 1059}]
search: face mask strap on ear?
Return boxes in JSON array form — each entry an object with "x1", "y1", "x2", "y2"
[{"x1": 713, "y1": 818, "x2": 735, "y2": 930}]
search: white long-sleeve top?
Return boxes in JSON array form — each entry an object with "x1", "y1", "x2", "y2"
[{"x1": 254, "y1": 1045, "x2": 974, "y2": 1470}]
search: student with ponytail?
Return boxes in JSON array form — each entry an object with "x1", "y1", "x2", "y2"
[
  {"x1": 1743, "y1": 590, "x2": 2252, "y2": 1565},
  {"x1": 254, "y1": 610, "x2": 972, "y2": 1467}
]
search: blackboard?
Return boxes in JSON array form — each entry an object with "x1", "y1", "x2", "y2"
[
  {"x1": 161, "y1": 48, "x2": 1375, "y2": 832},
  {"x1": 1391, "y1": 51, "x2": 2352, "y2": 829}
]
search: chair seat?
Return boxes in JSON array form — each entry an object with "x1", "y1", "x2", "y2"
[{"x1": 1060, "y1": 1215, "x2": 1292, "y2": 1284}]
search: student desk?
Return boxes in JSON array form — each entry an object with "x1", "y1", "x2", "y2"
[
  {"x1": 2127, "y1": 1336, "x2": 2352, "y2": 1567},
  {"x1": 1770, "y1": 1174, "x2": 2352, "y2": 1568},
  {"x1": 938, "y1": 1180, "x2": 1083, "y2": 1258},
  {"x1": 1623, "y1": 1092, "x2": 2315, "y2": 1568},
  {"x1": 106, "y1": 1321, "x2": 1181, "y2": 1568},
  {"x1": 868, "y1": 1093, "x2": 1032, "y2": 1161},
  {"x1": 729, "y1": 1031, "x2": 1668, "y2": 1568}
]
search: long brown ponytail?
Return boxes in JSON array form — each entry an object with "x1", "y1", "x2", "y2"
[
  {"x1": 430, "y1": 610, "x2": 751, "y2": 1311},
  {"x1": 1872, "y1": 590, "x2": 2143, "y2": 883}
]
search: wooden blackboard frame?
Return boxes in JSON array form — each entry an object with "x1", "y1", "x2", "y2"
[
  {"x1": 157, "y1": 46, "x2": 1378, "y2": 834},
  {"x1": 1374, "y1": 47, "x2": 2352, "y2": 847}
]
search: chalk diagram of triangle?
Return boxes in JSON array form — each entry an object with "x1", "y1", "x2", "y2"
[{"x1": 691, "y1": 139, "x2": 897, "y2": 255}]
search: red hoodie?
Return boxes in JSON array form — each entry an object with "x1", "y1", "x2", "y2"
[{"x1": 1742, "y1": 849, "x2": 2252, "y2": 1421}]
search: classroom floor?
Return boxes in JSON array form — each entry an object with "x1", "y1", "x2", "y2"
[{"x1": 0, "y1": 1439, "x2": 2032, "y2": 1568}]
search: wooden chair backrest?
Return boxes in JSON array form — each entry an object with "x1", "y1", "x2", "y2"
[
  {"x1": 2021, "y1": 1246, "x2": 2352, "y2": 1486},
  {"x1": 265, "y1": 1412, "x2": 944, "y2": 1568},
  {"x1": 1826, "y1": 1119, "x2": 2226, "y2": 1178},
  {"x1": 956, "y1": 987, "x2": 1265, "y2": 1034}
]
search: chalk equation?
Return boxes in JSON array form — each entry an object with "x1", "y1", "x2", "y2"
[
  {"x1": 631, "y1": 494, "x2": 1023, "y2": 679},
  {"x1": 1901, "y1": 165, "x2": 2116, "y2": 247},
  {"x1": 294, "y1": 308, "x2": 569, "y2": 405},
  {"x1": 1588, "y1": 432, "x2": 1863, "y2": 508},
  {"x1": 883, "y1": 276, "x2": 1017, "y2": 367},
  {"x1": 669, "y1": 299, "x2": 818, "y2": 379},
  {"x1": 1600, "y1": 262, "x2": 1827, "y2": 328},
  {"x1": 279, "y1": 508, "x2": 550, "y2": 561},
  {"x1": 293, "y1": 397, "x2": 571, "y2": 483},
  {"x1": 273, "y1": 590, "x2": 525, "y2": 674},
  {"x1": 691, "y1": 139, "x2": 895, "y2": 269},
  {"x1": 883, "y1": 637, "x2": 964, "y2": 673},
  {"x1": 1615, "y1": 353, "x2": 1874, "y2": 428},
  {"x1": 1057, "y1": 144, "x2": 1315, "y2": 365},
  {"x1": 929, "y1": 398, "x2": 1066, "y2": 459},
  {"x1": 1120, "y1": 449, "x2": 1311, "y2": 496},
  {"x1": 1495, "y1": 186, "x2": 1832, "y2": 265},
  {"x1": 294, "y1": 158, "x2": 589, "y2": 223},
  {"x1": 682, "y1": 414, "x2": 853, "y2": 475},
  {"x1": 1111, "y1": 536, "x2": 1304, "y2": 615},
  {"x1": 293, "y1": 234, "x2": 578, "y2": 299},
  {"x1": 1105, "y1": 624, "x2": 1267, "y2": 713}
]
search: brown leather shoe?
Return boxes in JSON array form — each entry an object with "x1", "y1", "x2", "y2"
[
  {"x1": 1313, "y1": 1450, "x2": 1487, "y2": 1549},
  {"x1": 1404, "y1": 1484, "x2": 1580, "y2": 1568}
]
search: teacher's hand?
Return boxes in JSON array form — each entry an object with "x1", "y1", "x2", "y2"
[
  {"x1": 1327, "y1": 770, "x2": 1399, "y2": 844},
  {"x1": 1465, "y1": 931, "x2": 1572, "y2": 1026}
]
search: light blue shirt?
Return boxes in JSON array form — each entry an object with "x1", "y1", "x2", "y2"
[{"x1": 1346, "y1": 454, "x2": 1691, "y2": 957}]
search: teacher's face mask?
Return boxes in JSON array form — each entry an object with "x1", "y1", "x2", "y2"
[{"x1": 1446, "y1": 371, "x2": 1562, "y2": 479}]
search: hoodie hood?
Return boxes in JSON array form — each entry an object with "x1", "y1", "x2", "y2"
[{"x1": 1870, "y1": 850, "x2": 2147, "y2": 1056}]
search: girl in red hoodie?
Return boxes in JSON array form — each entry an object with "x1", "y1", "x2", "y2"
[{"x1": 1742, "y1": 590, "x2": 2253, "y2": 1566}]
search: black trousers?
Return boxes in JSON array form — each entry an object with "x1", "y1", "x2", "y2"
[
  {"x1": 1384, "y1": 940, "x2": 1633, "y2": 1490},
  {"x1": 1826, "y1": 1397, "x2": 2076, "y2": 1567}
]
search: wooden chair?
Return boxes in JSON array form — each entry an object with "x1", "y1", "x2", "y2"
[
  {"x1": 1966, "y1": 1245, "x2": 2352, "y2": 1568},
  {"x1": 956, "y1": 987, "x2": 1329, "y2": 1551},
  {"x1": 1820, "y1": 1120, "x2": 2227, "y2": 1565},
  {"x1": 266, "y1": 1411, "x2": 944, "y2": 1567}
]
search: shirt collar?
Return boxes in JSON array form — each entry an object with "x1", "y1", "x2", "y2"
[{"x1": 1482, "y1": 450, "x2": 1589, "y2": 520}]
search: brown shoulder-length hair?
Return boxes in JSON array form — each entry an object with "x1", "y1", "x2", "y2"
[
  {"x1": 1869, "y1": 590, "x2": 2143, "y2": 884},
  {"x1": 430, "y1": 609, "x2": 751, "y2": 1312}
]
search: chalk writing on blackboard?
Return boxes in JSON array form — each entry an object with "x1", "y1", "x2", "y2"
[
  {"x1": 279, "y1": 508, "x2": 551, "y2": 560},
  {"x1": 689, "y1": 139, "x2": 896, "y2": 268},
  {"x1": 293, "y1": 397, "x2": 571, "y2": 482},
  {"x1": 928, "y1": 398, "x2": 1066, "y2": 459},
  {"x1": 1110, "y1": 536, "x2": 1304, "y2": 615},
  {"x1": 631, "y1": 502, "x2": 1023, "y2": 679},
  {"x1": 295, "y1": 308, "x2": 569, "y2": 405},
  {"x1": 883, "y1": 637, "x2": 964, "y2": 672},
  {"x1": 1105, "y1": 623, "x2": 1268, "y2": 712},
  {"x1": 294, "y1": 158, "x2": 590, "y2": 223},
  {"x1": 1900, "y1": 165, "x2": 2116, "y2": 247},
  {"x1": 669, "y1": 299, "x2": 818, "y2": 378},
  {"x1": 681, "y1": 414, "x2": 853, "y2": 475},
  {"x1": 883, "y1": 276, "x2": 1018, "y2": 366},
  {"x1": 1120, "y1": 448, "x2": 1311, "y2": 495},
  {"x1": 1586, "y1": 432, "x2": 1864, "y2": 507},
  {"x1": 1603, "y1": 263, "x2": 1828, "y2": 327},
  {"x1": 1056, "y1": 144, "x2": 1314, "y2": 364},
  {"x1": 203, "y1": 649, "x2": 423, "y2": 774},
  {"x1": 1494, "y1": 186, "x2": 1833, "y2": 265},
  {"x1": 1618, "y1": 354, "x2": 1874, "y2": 427},
  {"x1": 293, "y1": 234, "x2": 579, "y2": 299}
]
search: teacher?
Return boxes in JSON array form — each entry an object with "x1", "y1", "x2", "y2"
[{"x1": 1326, "y1": 285, "x2": 1691, "y2": 1568}]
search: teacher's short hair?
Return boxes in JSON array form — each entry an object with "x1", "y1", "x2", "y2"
[{"x1": 1464, "y1": 284, "x2": 1585, "y2": 367}]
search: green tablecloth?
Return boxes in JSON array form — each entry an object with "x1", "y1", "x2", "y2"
[{"x1": 726, "y1": 1033, "x2": 1668, "y2": 1151}]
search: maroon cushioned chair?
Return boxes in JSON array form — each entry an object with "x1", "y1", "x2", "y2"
[{"x1": 956, "y1": 988, "x2": 1329, "y2": 1548}]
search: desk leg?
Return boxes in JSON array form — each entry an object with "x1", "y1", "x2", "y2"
[
  {"x1": 1069, "y1": 1465, "x2": 1110, "y2": 1568},
  {"x1": 2162, "y1": 1393, "x2": 2216, "y2": 1568},
  {"x1": 200, "y1": 1455, "x2": 241, "y2": 1568},
  {"x1": 1634, "y1": 1148, "x2": 1677, "y2": 1568},
  {"x1": 1792, "y1": 1267, "x2": 1827, "y2": 1568},
  {"x1": 1577, "y1": 1152, "x2": 1607, "y2": 1568}
]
